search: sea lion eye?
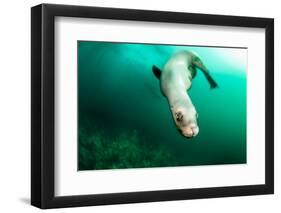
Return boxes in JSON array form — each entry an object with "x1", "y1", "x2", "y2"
[{"x1": 175, "y1": 112, "x2": 183, "y2": 122}]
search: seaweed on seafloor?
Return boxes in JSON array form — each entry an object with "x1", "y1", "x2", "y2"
[{"x1": 78, "y1": 128, "x2": 177, "y2": 170}]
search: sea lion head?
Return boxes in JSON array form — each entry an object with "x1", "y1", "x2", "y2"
[{"x1": 172, "y1": 104, "x2": 199, "y2": 138}]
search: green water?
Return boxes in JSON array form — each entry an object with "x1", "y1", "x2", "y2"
[{"x1": 78, "y1": 41, "x2": 247, "y2": 170}]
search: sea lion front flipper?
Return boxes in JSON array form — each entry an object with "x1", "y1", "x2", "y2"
[
  {"x1": 191, "y1": 54, "x2": 218, "y2": 89},
  {"x1": 152, "y1": 65, "x2": 162, "y2": 79},
  {"x1": 201, "y1": 71, "x2": 218, "y2": 89}
]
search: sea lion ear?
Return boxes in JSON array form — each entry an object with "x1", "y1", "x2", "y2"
[{"x1": 152, "y1": 65, "x2": 162, "y2": 79}]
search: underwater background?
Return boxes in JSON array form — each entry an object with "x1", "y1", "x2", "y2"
[{"x1": 78, "y1": 41, "x2": 247, "y2": 171}]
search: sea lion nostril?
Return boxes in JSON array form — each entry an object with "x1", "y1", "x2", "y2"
[{"x1": 181, "y1": 128, "x2": 194, "y2": 138}]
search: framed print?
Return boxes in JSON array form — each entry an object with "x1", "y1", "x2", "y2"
[{"x1": 31, "y1": 3, "x2": 274, "y2": 209}]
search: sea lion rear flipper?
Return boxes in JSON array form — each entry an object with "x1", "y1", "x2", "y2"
[
  {"x1": 152, "y1": 65, "x2": 162, "y2": 79},
  {"x1": 202, "y1": 71, "x2": 218, "y2": 89}
]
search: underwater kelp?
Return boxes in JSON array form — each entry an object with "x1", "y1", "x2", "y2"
[{"x1": 78, "y1": 129, "x2": 177, "y2": 170}]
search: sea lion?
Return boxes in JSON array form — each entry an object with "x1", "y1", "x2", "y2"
[{"x1": 152, "y1": 50, "x2": 218, "y2": 138}]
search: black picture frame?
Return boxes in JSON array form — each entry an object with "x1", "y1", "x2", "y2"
[{"x1": 31, "y1": 3, "x2": 274, "y2": 209}]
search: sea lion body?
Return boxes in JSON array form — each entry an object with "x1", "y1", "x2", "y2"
[
  {"x1": 160, "y1": 51, "x2": 195, "y2": 98},
  {"x1": 152, "y1": 50, "x2": 218, "y2": 138}
]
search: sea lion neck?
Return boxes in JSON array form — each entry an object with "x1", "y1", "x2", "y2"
[{"x1": 168, "y1": 90, "x2": 194, "y2": 110}]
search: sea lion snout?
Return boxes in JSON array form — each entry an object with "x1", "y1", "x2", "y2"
[{"x1": 181, "y1": 123, "x2": 199, "y2": 138}]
